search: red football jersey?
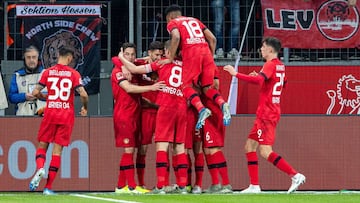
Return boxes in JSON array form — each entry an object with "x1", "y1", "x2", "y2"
[
  {"x1": 167, "y1": 16, "x2": 209, "y2": 51},
  {"x1": 111, "y1": 58, "x2": 142, "y2": 119},
  {"x1": 38, "y1": 64, "x2": 82, "y2": 124},
  {"x1": 148, "y1": 59, "x2": 187, "y2": 109},
  {"x1": 257, "y1": 58, "x2": 286, "y2": 122},
  {"x1": 135, "y1": 59, "x2": 159, "y2": 107}
]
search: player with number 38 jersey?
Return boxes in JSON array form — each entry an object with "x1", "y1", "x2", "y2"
[{"x1": 38, "y1": 64, "x2": 82, "y2": 125}]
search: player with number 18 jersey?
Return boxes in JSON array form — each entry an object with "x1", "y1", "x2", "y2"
[{"x1": 167, "y1": 16, "x2": 216, "y2": 88}]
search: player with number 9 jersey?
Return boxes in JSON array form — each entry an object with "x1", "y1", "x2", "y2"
[{"x1": 38, "y1": 64, "x2": 82, "y2": 126}]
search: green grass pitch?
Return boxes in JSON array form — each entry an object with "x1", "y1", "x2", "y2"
[{"x1": 1, "y1": 191, "x2": 360, "y2": 203}]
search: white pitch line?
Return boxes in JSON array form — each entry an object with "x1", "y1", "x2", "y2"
[{"x1": 71, "y1": 194, "x2": 142, "y2": 203}]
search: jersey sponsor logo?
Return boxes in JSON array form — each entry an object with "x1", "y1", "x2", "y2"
[
  {"x1": 48, "y1": 101, "x2": 70, "y2": 109},
  {"x1": 317, "y1": 0, "x2": 359, "y2": 41},
  {"x1": 161, "y1": 85, "x2": 183, "y2": 97},
  {"x1": 326, "y1": 74, "x2": 360, "y2": 114}
]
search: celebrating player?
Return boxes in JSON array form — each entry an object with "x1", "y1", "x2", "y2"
[
  {"x1": 111, "y1": 42, "x2": 165, "y2": 194},
  {"x1": 118, "y1": 40, "x2": 190, "y2": 194},
  {"x1": 163, "y1": 4, "x2": 231, "y2": 129},
  {"x1": 223, "y1": 37, "x2": 306, "y2": 193},
  {"x1": 29, "y1": 46, "x2": 89, "y2": 195}
]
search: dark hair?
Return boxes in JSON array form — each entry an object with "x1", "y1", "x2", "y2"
[
  {"x1": 24, "y1": 45, "x2": 39, "y2": 55},
  {"x1": 58, "y1": 46, "x2": 75, "y2": 57},
  {"x1": 164, "y1": 4, "x2": 182, "y2": 17},
  {"x1": 149, "y1": 41, "x2": 164, "y2": 51},
  {"x1": 262, "y1": 37, "x2": 281, "y2": 53},
  {"x1": 122, "y1": 42, "x2": 137, "y2": 51}
]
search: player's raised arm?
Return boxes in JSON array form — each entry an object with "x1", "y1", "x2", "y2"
[
  {"x1": 203, "y1": 28, "x2": 217, "y2": 55},
  {"x1": 118, "y1": 48, "x2": 151, "y2": 74},
  {"x1": 223, "y1": 65, "x2": 265, "y2": 85},
  {"x1": 119, "y1": 80, "x2": 165, "y2": 94},
  {"x1": 76, "y1": 86, "x2": 88, "y2": 116}
]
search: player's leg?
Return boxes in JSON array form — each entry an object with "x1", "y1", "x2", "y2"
[
  {"x1": 136, "y1": 145, "x2": 147, "y2": 188},
  {"x1": 152, "y1": 141, "x2": 169, "y2": 193},
  {"x1": 241, "y1": 135, "x2": 261, "y2": 193},
  {"x1": 30, "y1": 122, "x2": 53, "y2": 191},
  {"x1": 43, "y1": 143, "x2": 63, "y2": 195},
  {"x1": 173, "y1": 143, "x2": 188, "y2": 194},
  {"x1": 200, "y1": 64, "x2": 231, "y2": 126},
  {"x1": 136, "y1": 110, "x2": 156, "y2": 188},
  {"x1": 183, "y1": 86, "x2": 211, "y2": 129},
  {"x1": 192, "y1": 139, "x2": 204, "y2": 194},
  {"x1": 259, "y1": 145, "x2": 305, "y2": 193}
]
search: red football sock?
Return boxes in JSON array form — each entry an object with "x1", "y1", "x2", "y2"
[
  {"x1": 204, "y1": 88, "x2": 225, "y2": 107},
  {"x1": 172, "y1": 155, "x2": 178, "y2": 184},
  {"x1": 136, "y1": 154, "x2": 146, "y2": 186},
  {"x1": 246, "y1": 152, "x2": 259, "y2": 185},
  {"x1": 187, "y1": 153, "x2": 192, "y2": 186},
  {"x1": 35, "y1": 148, "x2": 46, "y2": 169},
  {"x1": 117, "y1": 157, "x2": 126, "y2": 188},
  {"x1": 44, "y1": 155, "x2": 60, "y2": 190},
  {"x1": 205, "y1": 154, "x2": 219, "y2": 185},
  {"x1": 213, "y1": 151, "x2": 230, "y2": 185},
  {"x1": 155, "y1": 151, "x2": 168, "y2": 189},
  {"x1": 175, "y1": 153, "x2": 188, "y2": 188},
  {"x1": 183, "y1": 87, "x2": 204, "y2": 113},
  {"x1": 194, "y1": 153, "x2": 204, "y2": 187},
  {"x1": 267, "y1": 152, "x2": 297, "y2": 176},
  {"x1": 121, "y1": 153, "x2": 136, "y2": 189}
]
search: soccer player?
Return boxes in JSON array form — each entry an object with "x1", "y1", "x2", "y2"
[
  {"x1": 163, "y1": 4, "x2": 231, "y2": 130},
  {"x1": 29, "y1": 46, "x2": 89, "y2": 195},
  {"x1": 134, "y1": 41, "x2": 164, "y2": 188},
  {"x1": 223, "y1": 37, "x2": 306, "y2": 194},
  {"x1": 111, "y1": 42, "x2": 165, "y2": 194},
  {"x1": 118, "y1": 40, "x2": 189, "y2": 194}
]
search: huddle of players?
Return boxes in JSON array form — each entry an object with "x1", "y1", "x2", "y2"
[{"x1": 110, "y1": 5, "x2": 232, "y2": 194}]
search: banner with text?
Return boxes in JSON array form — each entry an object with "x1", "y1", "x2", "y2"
[
  {"x1": 261, "y1": 0, "x2": 360, "y2": 48},
  {"x1": 217, "y1": 65, "x2": 360, "y2": 115},
  {"x1": 23, "y1": 17, "x2": 102, "y2": 94}
]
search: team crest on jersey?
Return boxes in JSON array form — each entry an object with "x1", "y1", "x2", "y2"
[
  {"x1": 316, "y1": 0, "x2": 359, "y2": 41},
  {"x1": 326, "y1": 74, "x2": 360, "y2": 114},
  {"x1": 123, "y1": 138, "x2": 129, "y2": 144}
]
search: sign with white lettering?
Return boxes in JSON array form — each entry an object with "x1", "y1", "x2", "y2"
[
  {"x1": 261, "y1": 0, "x2": 360, "y2": 48},
  {"x1": 16, "y1": 4, "x2": 101, "y2": 17},
  {"x1": 23, "y1": 17, "x2": 102, "y2": 94}
]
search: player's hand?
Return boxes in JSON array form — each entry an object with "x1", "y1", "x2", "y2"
[
  {"x1": 157, "y1": 58, "x2": 172, "y2": 66},
  {"x1": 118, "y1": 48, "x2": 124, "y2": 59},
  {"x1": 79, "y1": 106, "x2": 88, "y2": 116},
  {"x1": 249, "y1": 70, "x2": 258, "y2": 76},
  {"x1": 348, "y1": 0, "x2": 357, "y2": 6},
  {"x1": 26, "y1": 93, "x2": 37, "y2": 101},
  {"x1": 151, "y1": 81, "x2": 166, "y2": 91},
  {"x1": 121, "y1": 66, "x2": 132, "y2": 81},
  {"x1": 223, "y1": 65, "x2": 237, "y2": 76}
]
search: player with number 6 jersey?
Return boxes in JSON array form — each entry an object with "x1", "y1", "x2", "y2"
[{"x1": 223, "y1": 37, "x2": 305, "y2": 194}]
